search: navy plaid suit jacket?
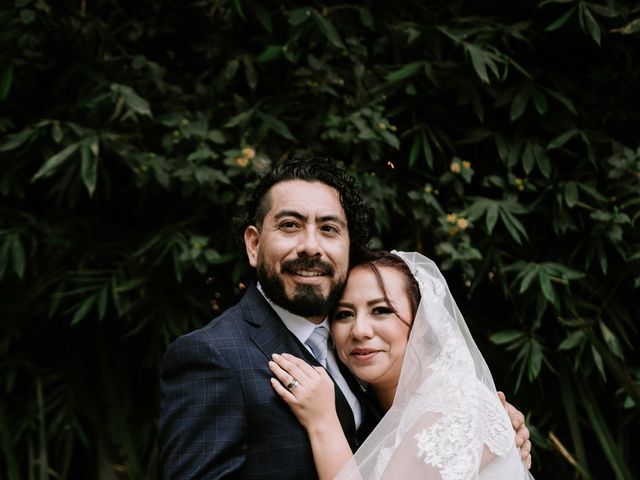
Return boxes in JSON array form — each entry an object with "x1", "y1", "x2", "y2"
[{"x1": 159, "y1": 284, "x2": 378, "y2": 479}]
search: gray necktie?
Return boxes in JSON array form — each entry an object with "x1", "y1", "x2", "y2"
[{"x1": 306, "y1": 325, "x2": 330, "y2": 368}]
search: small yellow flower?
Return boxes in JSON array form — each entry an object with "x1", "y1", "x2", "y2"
[
  {"x1": 235, "y1": 156, "x2": 249, "y2": 168},
  {"x1": 457, "y1": 218, "x2": 469, "y2": 230},
  {"x1": 389, "y1": 125, "x2": 397, "y2": 132},
  {"x1": 446, "y1": 213, "x2": 458, "y2": 224},
  {"x1": 424, "y1": 184, "x2": 433, "y2": 193},
  {"x1": 378, "y1": 122, "x2": 387, "y2": 130},
  {"x1": 515, "y1": 177, "x2": 525, "y2": 191},
  {"x1": 172, "y1": 130, "x2": 180, "y2": 138},
  {"x1": 450, "y1": 162, "x2": 461, "y2": 173},
  {"x1": 181, "y1": 118, "x2": 190, "y2": 126},
  {"x1": 241, "y1": 147, "x2": 256, "y2": 159},
  {"x1": 462, "y1": 161, "x2": 471, "y2": 169},
  {"x1": 449, "y1": 226, "x2": 459, "y2": 237}
]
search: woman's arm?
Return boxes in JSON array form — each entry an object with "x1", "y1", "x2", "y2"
[{"x1": 269, "y1": 353, "x2": 353, "y2": 480}]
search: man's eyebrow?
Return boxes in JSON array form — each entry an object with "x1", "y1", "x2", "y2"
[
  {"x1": 273, "y1": 210, "x2": 347, "y2": 227},
  {"x1": 274, "y1": 210, "x2": 306, "y2": 221},
  {"x1": 319, "y1": 215, "x2": 347, "y2": 227}
]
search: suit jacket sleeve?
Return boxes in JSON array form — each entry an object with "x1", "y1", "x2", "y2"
[{"x1": 158, "y1": 330, "x2": 246, "y2": 479}]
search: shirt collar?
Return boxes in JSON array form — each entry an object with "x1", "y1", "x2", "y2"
[{"x1": 257, "y1": 282, "x2": 330, "y2": 343}]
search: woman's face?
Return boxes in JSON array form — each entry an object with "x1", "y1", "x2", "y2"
[{"x1": 331, "y1": 265, "x2": 413, "y2": 392}]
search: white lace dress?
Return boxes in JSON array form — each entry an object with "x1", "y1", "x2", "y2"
[{"x1": 372, "y1": 379, "x2": 527, "y2": 479}]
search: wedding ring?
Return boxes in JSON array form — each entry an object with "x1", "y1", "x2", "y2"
[{"x1": 286, "y1": 378, "x2": 300, "y2": 391}]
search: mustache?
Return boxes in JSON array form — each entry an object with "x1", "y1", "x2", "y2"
[{"x1": 281, "y1": 258, "x2": 334, "y2": 276}]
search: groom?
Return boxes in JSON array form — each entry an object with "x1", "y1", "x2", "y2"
[{"x1": 158, "y1": 156, "x2": 530, "y2": 479}]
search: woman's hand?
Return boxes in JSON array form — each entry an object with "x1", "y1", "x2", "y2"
[
  {"x1": 498, "y1": 391, "x2": 532, "y2": 470},
  {"x1": 269, "y1": 353, "x2": 337, "y2": 431},
  {"x1": 270, "y1": 353, "x2": 354, "y2": 480}
]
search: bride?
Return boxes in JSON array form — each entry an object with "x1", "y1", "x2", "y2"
[{"x1": 269, "y1": 250, "x2": 534, "y2": 479}]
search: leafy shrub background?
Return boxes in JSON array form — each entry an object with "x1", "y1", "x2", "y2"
[{"x1": 1, "y1": 1, "x2": 639, "y2": 478}]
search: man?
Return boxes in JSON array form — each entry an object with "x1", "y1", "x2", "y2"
[{"x1": 158, "y1": 156, "x2": 530, "y2": 479}]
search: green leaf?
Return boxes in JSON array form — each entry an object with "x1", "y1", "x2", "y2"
[
  {"x1": 258, "y1": 112, "x2": 296, "y2": 140},
  {"x1": 499, "y1": 209, "x2": 528, "y2": 244},
  {"x1": 558, "y1": 330, "x2": 585, "y2": 350},
  {"x1": 232, "y1": 0, "x2": 245, "y2": 19},
  {"x1": 9, "y1": 234, "x2": 25, "y2": 278},
  {"x1": 243, "y1": 57, "x2": 258, "y2": 90},
  {"x1": 288, "y1": 7, "x2": 312, "y2": 26},
  {"x1": 522, "y1": 143, "x2": 535, "y2": 174},
  {"x1": 581, "y1": 384, "x2": 635, "y2": 479},
  {"x1": 70, "y1": 295, "x2": 97, "y2": 325},
  {"x1": 548, "y1": 129, "x2": 579, "y2": 149},
  {"x1": 599, "y1": 322, "x2": 624, "y2": 359},
  {"x1": 257, "y1": 45, "x2": 282, "y2": 62},
  {"x1": 80, "y1": 139, "x2": 98, "y2": 197},
  {"x1": 0, "y1": 127, "x2": 35, "y2": 151},
  {"x1": 486, "y1": 203, "x2": 499, "y2": 233},
  {"x1": 225, "y1": 109, "x2": 253, "y2": 127},
  {"x1": 311, "y1": 11, "x2": 345, "y2": 49},
  {"x1": 545, "y1": 88, "x2": 577, "y2": 114},
  {"x1": 20, "y1": 8, "x2": 35, "y2": 24},
  {"x1": 535, "y1": 147, "x2": 551, "y2": 177},
  {"x1": 359, "y1": 7, "x2": 374, "y2": 28},
  {"x1": 581, "y1": 6, "x2": 601, "y2": 45},
  {"x1": 252, "y1": 1, "x2": 272, "y2": 33},
  {"x1": 421, "y1": 131, "x2": 434, "y2": 169},
  {"x1": 409, "y1": 134, "x2": 421, "y2": 168},
  {"x1": 538, "y1": 270, "x2": 557, "y2": 306},
  {"x1": 111, "y1": 84, "x2": 152, "y2": 118},
  {"x1": 564, "y1": 182, "x2": 578, "y2": 207},
  {"x1": 510, "y1": 89, "x2": 529, "y2": 121},
  {"x1": 611, "y1": 18, "x2": 640, "y2": 35},
  {"x1": 51, "y1": 121, "x2": 63, "y2": 143},
  {"x1": 490, "y1": 330, "x2": 525, "y2": 345},
  {"x1": 0, "y1": 65, "x2": 13, "y2": 101},
  {"x1": 531, "y1": 88, "x2": 548, "y2": 114},
  {"x1": 97, "y1": 284, "x2": 109, "y2": 320},
  {"x1": 386, "y1": 62, "x2": 423, "y2": 83},
  {"x1": 518, "y1": 265, "x2": 538, "y2": 293},
  {"x1": 528, "y1": 340, "x2": 543, "y2": 380},
  {"x1": 32, "y1": 142, "x2": 80, "y2": 181},
  {"x1": 558, "y1": 366, "x2": 592, "y2": 477},
  {"x1": 208, "y1": 129, "x2": 225, "y2": 144},
  {"x1": 466, "y1": 44, "x2": 495, "y2": 83},
  {"x1": 545, "y1": 7, "x2": 576, "y2": 32}
]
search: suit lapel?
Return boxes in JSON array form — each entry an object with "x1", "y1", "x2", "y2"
[
  {"x1": 241, "y1": 284, "x2": 357, "y2": 439},
  {"x1": 241, "y1": 285, "x2": 309, "y2": 359}
]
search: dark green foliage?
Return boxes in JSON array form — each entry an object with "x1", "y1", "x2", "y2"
[{"x1": 1, "y1": 0, "x2": 638, "y2": 478}]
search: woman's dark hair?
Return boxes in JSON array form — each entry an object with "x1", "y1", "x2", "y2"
[
  {"x1": 237, "y1": 155, "x2": 373, "y2": 258},
  {"x1": 350, "y1": 250, "x2": 422, "y2": 326}
]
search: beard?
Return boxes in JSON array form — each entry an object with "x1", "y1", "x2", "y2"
[{"x1": 257, "y1": 257, "x2": 346, "y2": 318}]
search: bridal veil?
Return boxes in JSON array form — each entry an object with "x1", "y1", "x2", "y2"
[{"x1": 337, "y1": 251, "x2": 533, "y2": 480}]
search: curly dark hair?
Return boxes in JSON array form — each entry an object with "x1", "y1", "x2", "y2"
[{"x1": 237, "y1": 155, "x2": 373, "y2": 259}]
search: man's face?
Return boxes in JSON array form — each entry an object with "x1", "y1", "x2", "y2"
[{"x1": 244, "y1": 180, "x2": 350, "y2": 322}]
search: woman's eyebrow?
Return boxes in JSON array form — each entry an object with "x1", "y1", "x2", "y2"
[{"x1": 366, "y1": 298, "x2": 389, "y2": 306}]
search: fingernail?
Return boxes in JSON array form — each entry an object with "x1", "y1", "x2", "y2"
[{"x1": 272, "y1": 353, "x2": 280, "y2": 359}]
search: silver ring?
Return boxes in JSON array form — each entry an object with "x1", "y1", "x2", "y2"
[{"x1": 286, "y1": 378, "x2": 300, "y2": 391}]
